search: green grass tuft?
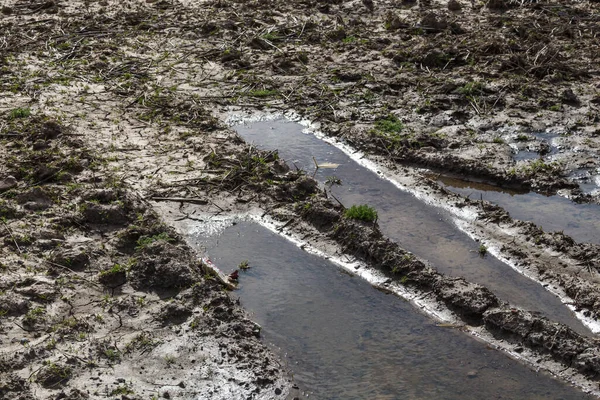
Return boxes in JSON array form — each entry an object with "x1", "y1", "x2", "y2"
[
  {"x1": 345, "y1": 204, "x2": 378, "y2": 222},
  {"x1": 374, "y1": 115, "x2": 403, "y2": 134},
  {"x1": 9, "y1": 108, "x2": 31, "y2": 119}
]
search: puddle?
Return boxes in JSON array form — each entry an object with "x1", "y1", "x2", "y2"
[
  {"x1": 571, "y1": 168, "x2": 600, "y2": 195},
  {"x1": 509, "y1": 132, "x2": 560, "y2": 162},
  {"x1": 432, "y1": 174, "x2": 600, "y2": 245},
  {"x1": 188, "y1": 221, "x2": 593, "y2": 400},
  {"x1": 507, "y1": 131, "x2": 600, "y2": 194},
  {"x1": 232, "y1": 117, "x2": 590, "y2": 336}
]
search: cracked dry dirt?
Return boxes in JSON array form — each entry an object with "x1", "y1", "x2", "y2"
[{"x1": 1, "y1": 0, "x2": 600, "y2": 399}]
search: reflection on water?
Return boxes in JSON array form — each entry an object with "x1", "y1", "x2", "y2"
[
  {"x1": 233, "y1": 118, "x2": 589, "y2": 335},
  {"x1": 432, "y1": 174, "x2": 600, "y2": 245},
  {"x1": 188, "y1": 222, "x2": 591, "y2": 400}
]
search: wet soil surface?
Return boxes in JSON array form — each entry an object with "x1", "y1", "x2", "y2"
[
  {"x1": 234, "y1": 117, "x2": 589, "y2": 335},
  {"x1": 429, "y1": 173, "x2": 600, "y2": 245},
  {"x1": 191, "y1": 221, "x2": 592, "y2": 400},
  {"x1": 0, "y1": 120, "x2": 290, "y2": 399},
  {"x1": 1, "y1": 0, "x2": 600, "y2": 398}
]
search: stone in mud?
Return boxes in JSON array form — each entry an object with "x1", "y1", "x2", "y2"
[
  {"x1": 420, "y1": 13, "x2": 448, "y2": 33},
  {"x1": 384, "y1": 11, "x2": 404, "y2": 30},
  {"x1": 221, "y1": 48, "x2": 243, "y2": 62},
  {"x1": 560, "y1": 89, "x2": 580, "y2": 106},
  {"x1": 291, "y1": 176, "x2": 318, "y2": 197},
  {"x1": 0, "y1": 201, "x2": 19, "y2": 219},
  {"x1": 483, "y1": 309, "x2": 591, "y2": 369},
  {"x1": 573, "y1": 348, "x2": 600, "y2": 375},
  {"x1": 562, "y1": 278, "x2": 600, "y2": 316},
  {"x1": 486, "y1": 0, "x2": 510, "y2": 10},
  {"x1": 335, "y1": 70, "x2": 362, "y2": 82},
  {"x1": 15, "y1": 278, "x2": 58, "y2": 303},
  {"x1": 55, "y1": 389, "x2": 89, "y2": 400},
  {"x1": 82, "y1": 188, "x2": 121, "y2": 203},
  {"x1": 303, "y1": 203, "x2": 341, "y2": 231},
  {"x1": 270, "y1": 159, "x2": 290, "y2": 175},
  {"x1": 276, "y1": 175, "x2": 320, "y2": 201},
  {"x1": 30, "y1": 163, "x2": 60, "y2": 182},
  {"x1": 247, "y1": 37, "x2": 270, "y2": 50},
  {"x1": 32, "y1": 140, "x2": 50, "y2": 151},
  {"x1": 327, "y1": 28, "x2": 347, "y2": 41},
  {"x1": 0, "y1": 176, "x2": 17, "y2": 192},
  {"x1": 16, "y1": 187, "x2": 53, "y2": 206}
]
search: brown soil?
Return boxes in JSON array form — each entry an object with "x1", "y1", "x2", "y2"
[
  {"x1": 1, "y1": 0, "x2": 600, "y2": 398},
  {"x1": 0, "y1": 117, "x2": 290, "y2": 399}
]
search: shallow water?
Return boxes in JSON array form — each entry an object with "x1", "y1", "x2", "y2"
[
  {"x1": 509, "y1": 132, "x2": 560, "y2": 161},
  {"x1": 233, "y1": 118, "x2": 589, "y2": 335},
  {"x1": 431, "y1": 174, "x2": 600, "y2": 245},
  {"x1": 189, "y1": 222, "x2": 592, "y2": 400}
]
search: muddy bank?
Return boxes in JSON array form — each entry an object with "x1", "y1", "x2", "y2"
[
  {"x1": 269, "y1": 197, "x2": 600, "y2": 388},
  {"x1": 184, "y1": 221, "x2": 593, "y2": 400},
  {"x1": 1, "y1": 0, "x2": 600, "y2": 397},
  {"x1": 150, "y1": 134, "x2": 600, "y2": 394},
  {"x1": 0, "y1": 117, "x2": 290, "y2": 399},
  {"x1": 232, "y1": 115, "x2": 600, "y2": 331},
  {"x1": 2, "y1": 0, "x2": 598, "y2": 202},
  {"x1": 428, "y1": 173, "x2": 600, "y2": 245}
]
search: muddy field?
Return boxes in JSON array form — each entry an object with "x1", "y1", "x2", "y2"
[{"x1": 1, "y1": 0, "x2": 600, "y2": 398}]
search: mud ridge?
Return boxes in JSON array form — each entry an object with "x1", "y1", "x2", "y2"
[{"x1": 267, "y1": 196, "x2": 600, "y2": 382}]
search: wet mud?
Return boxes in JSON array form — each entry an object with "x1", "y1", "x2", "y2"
[
  {"x1": 430, "y1": 173, "x2": 600, "y2": 245},
  {"x1": 190, "y1": 221, "x2": 592, "y2": 400},
  {"x1": 234, "y1": 117, "x2": 589, "y2": 335},
  {"x1": 2, "y1": 0, "x2": 600, "y2": 398}
]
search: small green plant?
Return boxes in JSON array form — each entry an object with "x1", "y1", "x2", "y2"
[
  {"x1": 103, "y1": 348, "x2": 120, "y2": 362},
  {"x1": 136, "y1": 232, "x2": 174, "y2": 249},
  {"x1": 345, "y1": 204, "x2": 378, "y2": 222},
  {"x1": 46, "y1": 337, "x2": 57, "y2": 350},
  {"x1": 325, "y1": 176, "x2": 342, "y2": 187},
  {"x1": 99, "y1": 263, "x2": 127, "y2": 277},
  {"x1": 246, "y1": 89, "x2": 278, "y2": 98},
  {"x1": 238, "y1": 260, "x2": 250, "y2": 270},
  {"x1": 125, "y1": 332, "x2": 158, "y2": 354},
  {"x1": 374, "y1": 115, "x2": 403, "y2": 134},
  {"x1": 457, "y1": 82, "x2": 484, "y2": 97},
  {"x1": 549, "y1": 104, "x2": 561, "y2": 112},
  {"x1": 164, "y1": 354, "x2": 176, "y2": 366},
  {"x1": 478, "y1": 244, "x2": 488, "y2": 257},
  {"x1": 24, "y1": 306, "x2": 46, "y2": 325},
  {"x1": 9, "y1": 107, "x2": 31, "y2": 119},
  {"x1": 261, "y1": 32, "x2": 280, "y2": 41},
  {"x1": 37, "y1": 363, "x2": 72, "y2": 387},
  {"x1": 492, "y1": 137, "x2": 505, "y2": 144},
  {"x1": 110, "y1": 385, "x2": 134, "y2": 396}
]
